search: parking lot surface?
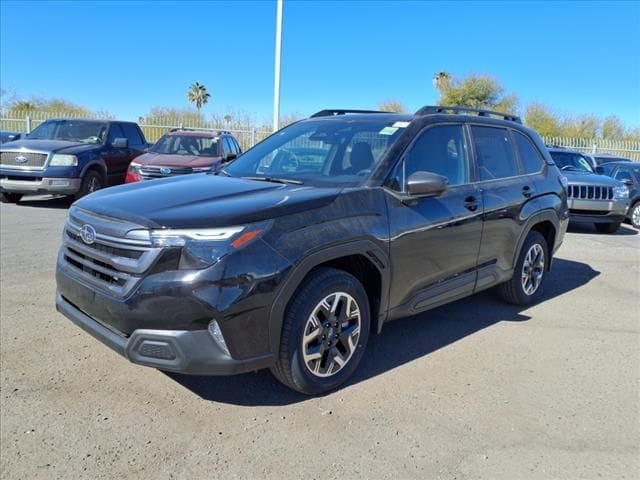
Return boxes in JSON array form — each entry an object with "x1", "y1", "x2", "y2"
[{"x1": 1, "y1": 196, "x2": 639, "y2": 479}]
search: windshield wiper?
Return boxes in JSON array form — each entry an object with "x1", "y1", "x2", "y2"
[{"x1": 242, "y1": 176, "x2": 304, "y2": 185}]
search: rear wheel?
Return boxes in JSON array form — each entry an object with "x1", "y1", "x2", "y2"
[
  {"x1": 630, "y1": 203, "x2": 640, "y2": 229},
  {"x1": 594, "y1": 222, "x2": 620, "y2": 234},
  {"x1": 0, "y1": 193, "x2": 23, "y2": 204},
  {"x1": 497, "y1": 231, "x2": 548, "y2": 306},
  {"x1": 75, "y1": 171, "x2": 103, "y2": 200},
  {"x1": 271, "y1": 267, "x2": 370, "y2": 395}
]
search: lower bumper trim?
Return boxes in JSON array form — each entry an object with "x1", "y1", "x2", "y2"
[
  {"x1": 55, "y1": 292, "x2": 275, "y2": 375},
  {"x1": 1, "y1": 177, "x2": 81, "y2": 194}
]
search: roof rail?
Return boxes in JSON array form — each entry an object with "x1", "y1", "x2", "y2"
[
  {"x1": 310, "y1": 109, "x2": 387, "y2": 118},
  {"x1": 414, "y1": 105, "x2": 522, "y2": 124}
]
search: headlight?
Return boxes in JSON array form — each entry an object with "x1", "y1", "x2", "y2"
[
  {"x1": 128, "y1": 221, "x2": 270, "y2": 269},
  {"x1": 49, "y1": 154, "x2": 77, "y2": 166},
  {"x1": 192, "y1": 166, "x2": 213, "y2": 173},
  {"x1": 613, "y1": 185, "x2": 629, "y2": 200}
]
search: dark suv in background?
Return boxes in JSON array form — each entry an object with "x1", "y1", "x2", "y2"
[
  {"x1": 56, "y1": 106, "x2": 568, "y2": 394},
  {"x1": 0, "y1": 119, "x2": 147, "y2": 203},
  {"x1": 597, "y1": 161, "x2": 640, "y2": 228}
]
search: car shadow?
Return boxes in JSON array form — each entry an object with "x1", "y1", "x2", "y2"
[
  {"x1": 568, "y1": 222, "x2": 638, "y2": 235},
  {"x1": 166, "y1": 258, "x2": 600, "y2": 406},
  {"x1": 12, "y1": 195, "x2": 73, "y2": 209}
]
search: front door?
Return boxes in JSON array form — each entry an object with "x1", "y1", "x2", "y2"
[
  {"x1": 386, "y1": 124, "x2": 483, "y2": 317},
  {"x1": 103, "y1": 124, "x2": 132, "y2": 185}
]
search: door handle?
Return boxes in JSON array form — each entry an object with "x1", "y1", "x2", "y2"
[
  {"x1": 464, "y1": 195, "x2": 479, "y2": 212},
  {"x1": 522, "y1": 185, "x2": 535, "y2": 198}
]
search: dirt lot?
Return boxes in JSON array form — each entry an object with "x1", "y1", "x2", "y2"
[{"x1": 1, "y1": 196, "x2": 639, "y2": 480}]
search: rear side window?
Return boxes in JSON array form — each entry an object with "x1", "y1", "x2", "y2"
[
  {"x1": 403, "y1": 125, "x2": 468, "y2": 186},
  {"x1": 513, "y1": 131, "x2": 544, "y2": 174},
  {"x1": 472, "y1": 126, "x2": 519, "y2": 180},
  {"x1": 121, "y1": 123, "x2": 145, "y2": 149}
]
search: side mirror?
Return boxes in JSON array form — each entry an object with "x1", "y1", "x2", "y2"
[
  {"x1": 224, "y1": 153, "x2": 237, "y2": 162},
  {"x1": 406, "y1": 171, "x2": 448, "y2": 197},
  {"x1": 11, "y1": 133, "x2": 21, "y2": 141},
  {"x1": 112, "y1": 137, "x2": 128, "y2": 148}
]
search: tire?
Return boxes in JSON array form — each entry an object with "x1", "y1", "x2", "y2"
[
  {"x1": 497, "y1": 231, "x2": 548, "y2": 306},
  {"x1": 594, "y1": 222, "x2": 620, "y2": 234},
  {"x1": 0, "y1": 193, "x2": 23, "y2": 204},
  {"x1": 270, "y1": 267, "x2": 371, "y2": 395},
  {"x1": 630, "y1": 203, "x2": 640, "y2": 229},
  {"x1": 75, "y1": 171, "x2": 103, "y2": 200}
]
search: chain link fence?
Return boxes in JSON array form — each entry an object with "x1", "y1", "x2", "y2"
[{"x1": 2, "y1": 110, "x2": 639, "y2": 160}]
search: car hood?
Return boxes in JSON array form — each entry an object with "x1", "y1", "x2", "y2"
[
  {"x1": 134, "y1": 152, "x2": 221, "y2": 168},
  {"x1": 74, "y1": 174, "x2": 341, "y2": 228},
  {"x1": 563, "y1": 170, "x2": 623, "y2": 187},
  {"x1": 0, "y1": 139, "x2": 98, "y2": 154}
]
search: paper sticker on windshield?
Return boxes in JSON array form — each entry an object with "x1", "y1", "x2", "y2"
[
  {"x1": 379, "y1": 126, "x2": 398, "y2": 135},
  {"x1": 392, "y1": 121, "x2": 410, "y2": 128}
]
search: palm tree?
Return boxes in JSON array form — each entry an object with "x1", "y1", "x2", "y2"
[
  {"x1": 187, "y1": 82, "x2": 211, "y2": 113},
  {"x1": 432, "y1": 72, "x2": 452, "y2": 93}
]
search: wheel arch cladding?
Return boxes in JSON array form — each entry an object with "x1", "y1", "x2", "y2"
[{"x1": 268, "y1": 241, "x2": 390, "y2": 353}]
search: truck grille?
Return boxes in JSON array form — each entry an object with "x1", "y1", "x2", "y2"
[
  {"x1": 567, "y1": 184, "x2": 613, "y2": 200},
  {"x1": 61, "y1": 214, "x2": 162, "y2": 297},
  {"x1": 0, "y1": 151, "x2": 48, "y2": 169},
  {"x1": 139, "y1": 165, "x2": 193, "y2": 179}
]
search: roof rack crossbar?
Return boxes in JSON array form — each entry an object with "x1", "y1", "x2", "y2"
[
  {"x1": 310, "y1": 109, "x2": 387, "y2": 118},
  {"x1": 414, "y1": 105, "x2": 522, "y2": 124}
]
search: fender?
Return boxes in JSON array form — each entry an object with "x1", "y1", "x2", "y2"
[
  {"x1": 511, "y1": 193, "x2": 562, "y2": 271},
  {"x1": 80, "y1": 158, "x2": 107, "y2": 182},
  {"x1": 267, "y1": 239, "x2": 390, "y2": 353}
]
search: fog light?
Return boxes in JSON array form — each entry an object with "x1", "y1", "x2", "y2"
[{"x1": 208, "y1": 320, "x2": 230, "y2": 357}]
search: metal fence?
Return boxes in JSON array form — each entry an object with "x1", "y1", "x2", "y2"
[{"x1": 2, "y1": 110, "x2": 639, "y2": 160}]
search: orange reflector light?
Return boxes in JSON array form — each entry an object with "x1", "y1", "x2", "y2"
[{"x1": 231, "y1": 229, "x2": 263, "y2": 249}]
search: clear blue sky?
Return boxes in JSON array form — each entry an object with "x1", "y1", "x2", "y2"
[{"x1": 1, "y1": 0, "x2": 639, "y2": 126}]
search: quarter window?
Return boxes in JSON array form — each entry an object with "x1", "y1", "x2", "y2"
[
  {"x1": 472, "y1": 126, "x2": 519, "y2": 180},
  {"x1": 402, "y1": 125, "x2": 469, "y2": 187},
  {"x1": 513, "y1": 131, "x2": 544, "y2": 174}
]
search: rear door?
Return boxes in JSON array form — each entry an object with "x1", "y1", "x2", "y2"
[
  {"x1": 470, "y1": 125, "x2": 529, "y2": 288},
  {"x1": 387, "y1": 123, "x2": 483, "y2": 314}
]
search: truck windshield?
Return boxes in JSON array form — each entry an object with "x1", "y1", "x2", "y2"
[
  {"x1": 223, "y1": 117, "x2": 407, "y2": 187},
  {"x1": 28, "y1": 120, "x2": 108, "y2": 144},
  {"x1": 549, "y1": 151, "x2": 594, "y2": 173},
  {"x1": 151, "y1": 135, "x2": 218, "y2": 157}
]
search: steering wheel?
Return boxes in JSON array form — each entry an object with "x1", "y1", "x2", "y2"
[
  {"x1": 272, "y1": 148, "x2": 299, "y2": 173},
  {"x1": 356, "y1": 169, "x2": 371, "y2": 176},
  {"x1": 561, "y1": 165, "x2": 579, "y2": 171}
]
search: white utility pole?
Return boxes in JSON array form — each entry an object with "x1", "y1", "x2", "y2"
[{"x1": 273, "y1": 0, "x2": 283, "y2": 132}]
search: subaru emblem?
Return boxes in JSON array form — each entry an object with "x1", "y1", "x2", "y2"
[
  {"x1": 80, "y1": 224, "x2": 97, "y2": 245},
  {"x1": 15, "y1": 155, "x2": 28, "y2": 164},
  {"x1": 160, "y1": 167, "x2": 171, "y2": 176}
]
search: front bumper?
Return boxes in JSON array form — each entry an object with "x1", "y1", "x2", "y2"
[
  {"x1": 0, "y1": 176, "x2": 81, "y2": 195},
  {"x1": 568, "y1": 198, "x2": 627, "y2": 224},
  {"x1": 56, "y1": 292, "x2": 275, "y2": 375}
]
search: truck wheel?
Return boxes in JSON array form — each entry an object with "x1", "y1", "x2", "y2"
[
  {"x1": 270, "y1": 267, "x2": 370, "y2": 395},
  {"x1": 0, "y1": 193, "x2": 23, "y2": 204},
  {"x1": 497, "y1": 231, "x2": 548, "y2": 306},
  {"x1": 75, "y1": 171, "x2": 103, "y2": 200},
  {"x1": 594, "y1": 222, "x2": 620, "y2": 234},
  {"x1": 630, "y1": 203, "x2": 640, "y2": 229}
]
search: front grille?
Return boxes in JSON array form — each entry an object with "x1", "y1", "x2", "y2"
[
  {"x1": 0, "y1": 151, "x2": 48, "y2": 168},
  {"x1": 567, "y1": 184, "x2": 613, "y2": 200},
  {"x1": 61, "y1": 215, "x2": 162, "y2": 297},
  {"x1": 139, "y1": 165, "x2": 193, "y2": 179}
]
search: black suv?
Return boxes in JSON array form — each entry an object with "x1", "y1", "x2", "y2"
[{"x1": 55, "y1": 106, "x2": 569, "y2": 394}]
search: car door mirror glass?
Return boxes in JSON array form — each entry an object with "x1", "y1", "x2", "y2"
[
  {"x1": 406, "y1": 171, "x2": 448, "y2": 197},
  {"x1": 112, "y1": 137, "x2": 128, "y2": 148}
]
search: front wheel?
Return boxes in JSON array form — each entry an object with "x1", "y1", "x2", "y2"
[
  {"x1": 497, "y1": 231, "x2": 548, "y2": 306},
  {"x1": 0, "y1": 193, "x2": 23, "y2": 204},
  {"x1": 271, "y1": 267, "x2": 370, "y2": 395},
  {"x1": 594, "y1": 222, "x2": 620, "y2": 234},
  {"x1": 75, "y1": 171, "x2": 103, "y2": 200}
]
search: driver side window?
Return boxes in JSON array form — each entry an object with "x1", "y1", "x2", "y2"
[
  {"x1": 403, "y1": 125, "x2": 469, "y2": 186},
  {"x1": 107, "y1": 124, "x2": 125, "y2": 145}
]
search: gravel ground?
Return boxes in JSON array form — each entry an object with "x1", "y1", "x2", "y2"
[{"x1": 1, "y1": 196, "x2": 639, "y2": 480}]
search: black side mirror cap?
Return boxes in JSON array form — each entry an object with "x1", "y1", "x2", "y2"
[
  {"x1": 112, "y1": 137, "x2": 128, "y2": 148},
  {"x1": 225, "y1": 153, "x2": 237, "y2": 162},
  {"x1": 405, "y1": 171, "x2": 448, "y2": 197}
]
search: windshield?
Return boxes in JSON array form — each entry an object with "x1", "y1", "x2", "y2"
[
  {"x1": 549, "y1": 151, "x2": 594, "y2": 173},
  {"x1": 151, "y1": 134, "x2": 219, "y2": 157},
  {"x1": 223, "y1": 118, "x2": 407, "y2": 187},
  {"x1": 28, "y1": 120, "x2": 108, "y2": 144}
]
